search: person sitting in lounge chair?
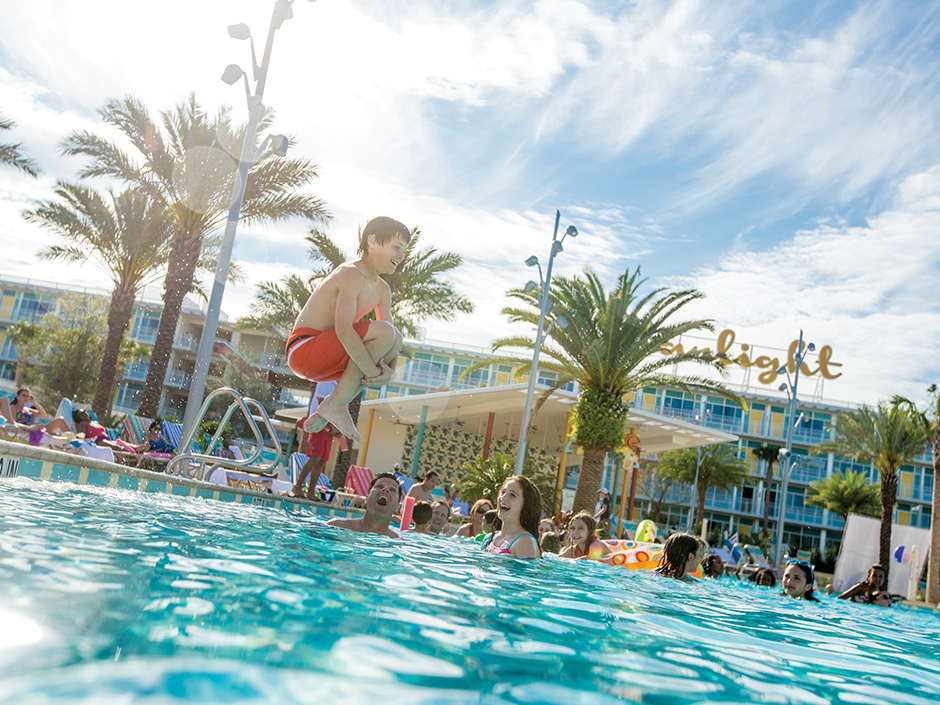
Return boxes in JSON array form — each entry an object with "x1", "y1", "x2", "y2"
[
  {"x1": 71, "y1": 409, "x2": 124, "y2": 451},
  {"x1": 133, "y1": 420, "x2": 175, "y2": 454},
  {"x1": 0, "y1": 388, "x2": 71, "y2": 435}
]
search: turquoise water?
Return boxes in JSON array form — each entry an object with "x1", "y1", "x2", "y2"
[{"x1": 2, "y1": 479, "x2": 940, "y2": 704}]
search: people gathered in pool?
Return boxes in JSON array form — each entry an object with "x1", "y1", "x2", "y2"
[{"x1": 323, "y1": 472, "x2": 896, "y2": 608}]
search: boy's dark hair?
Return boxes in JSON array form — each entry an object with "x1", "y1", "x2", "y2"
[
  {"x1": 540, "y1": 531, "x2": 562, "y2": 554},
  {"x1": 369, "y1": 472, "x2": 403, "y2": 500},
  {"x1": 483, "y1": 509, "x2": 498, "y2": 526},
  {"x1": 412, "y1": 501, "x2": 433, "y2": 525},
  {"x1": 358, "y1": 216, "x2": 411, "y2": 256}
]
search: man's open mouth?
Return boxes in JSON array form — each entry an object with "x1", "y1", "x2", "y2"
[{"x1": 377, "y1": 496, "x2": 389, "y2": 507}]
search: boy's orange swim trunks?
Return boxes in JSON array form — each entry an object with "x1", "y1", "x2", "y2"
[{"x1": 286, "y1": 322, "x2": 371, "y2": 382}]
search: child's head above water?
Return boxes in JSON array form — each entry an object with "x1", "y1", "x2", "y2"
[
  {"x1": 482, "y1": 509, "x2": 498, "y2": 533},
  {"x1": 358, "y1": 216, "x2": 411, "y2": 256},
  {"x1": 783, "y1": 559, "x2": 819, "y2": 601},
  {"x1": 655, "y1": 532, "x2": 706, "y2": 579},
  {"x1": 412, "y1": 501, "x2": 432, "y2": 530},
  {"x1": 867, "y1": 564, "x2": 887, "y2": 590},
  {"x1": 566, "y1": 511, "x2": 598, "y2": 555},
  {"x1": 496, "y1": 475, "x2": 543, "y2": 538}
]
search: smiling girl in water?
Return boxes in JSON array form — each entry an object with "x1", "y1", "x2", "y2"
[
  {"x1": 782, "y1": 560, "x2": 821, "y2": 602},
  {"x1": 481, "y1": 476, "x2": 542, "y2": 559},
  {"x1": 559, "y1": 511, "x2": 612, "y2": 560}
]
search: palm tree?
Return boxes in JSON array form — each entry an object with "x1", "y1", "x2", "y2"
[
  {"x1": 473, "y1": 267, "x2": 742, "y2": 514},
  {"x1": 893, "y1": 387, "x2": 940, "y2": 604},
  {"x1": 804, "y1": 469, "x2": 880, "y2": 523},
  {"x1": 657, "y1": 444, "x2": 750, "y2": 524},
  {"x1": 752, "y1": 444, "x2": 781, "y2": 533},
  {"x1": 455, "y1": 452, "x2": 554, "y2": 507},
  {"x1": 61, "y1": 95, "x2": 328, "y2": 417},
  {"x1": 24, "y1": 184, "x2": 172, "y2": 420},
  {"x1": 4, "y1": 320, "x2": 39, "y2": 385},
  {"x1": 0, "y1": 114, "x2": 39, "y2": 176},
  {"x1": 814, "y1": 402, "x2": 930, "y2": 582},
  {"x1": 238, "y1": 225, "x2": 474, "y2": 487}
]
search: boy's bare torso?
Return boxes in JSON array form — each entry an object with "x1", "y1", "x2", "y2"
[{"x1": 294, "y1": 262, "x2": 387, "y2": 331}]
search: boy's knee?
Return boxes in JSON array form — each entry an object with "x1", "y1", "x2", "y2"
[{"x1": 370, "y1": 320, "x2": 397, "y2": 344}]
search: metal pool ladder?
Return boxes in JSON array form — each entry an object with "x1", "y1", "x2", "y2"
[{"x1": 166, "y1": 387, "x2": 282, "y2": 481}]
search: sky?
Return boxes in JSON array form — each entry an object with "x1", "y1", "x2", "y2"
[{"x1": 1, "y1": 0, "x2": 939, "y2": 408}]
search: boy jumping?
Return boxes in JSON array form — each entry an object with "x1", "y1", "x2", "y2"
[{"x1": 286, "y1": 216, "x2": 408, "y2": 443}]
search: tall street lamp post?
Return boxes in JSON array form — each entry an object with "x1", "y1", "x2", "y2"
[
  {"x1": 773, "y1": 330, "x2": 816, "y2": 566},
  {"x1": 182, "y1": 0, "x2": 314, "y2": 440},
  {"x1": 514, "y1": 210, "x2": 577, "y2": 475}
]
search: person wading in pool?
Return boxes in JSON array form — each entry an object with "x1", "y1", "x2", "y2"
[
  {"x1": 286, "y1": 217, "x2": 409, "y2": 444},
  {"x1": 654, "y1": 532, "x2": 705, "y2": 581},
  {"x1": 782, "y1": 559, "x2": 821, "y2": 602},
  {"x1": 456, "y1": 498, "x2": 493, "y2": 538},
  {"x1": 837, "y1": 564, "x2": 887, "y2": 604},
  {"x1": 481, "y1": 476, "x2": 542, "y2": 559},
  {"x1": 405, "y1": 470, "x2": 439, "y2": 505},
  {"x1": 328, "y1": 472, "x2": 402, "y2": 538}
]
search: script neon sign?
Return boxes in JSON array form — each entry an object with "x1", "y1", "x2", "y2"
[{"x1": 659, "y1": 329, "x2": 843, "y2": 385}]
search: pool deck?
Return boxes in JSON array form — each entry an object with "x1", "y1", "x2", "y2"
[{"x1": 0, "y1": 439, "x2": 363, "y2": 519}]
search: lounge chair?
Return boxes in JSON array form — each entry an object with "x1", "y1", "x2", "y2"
[{"x1": 346, "y1": 465, "x2": 374, "y2": 498}]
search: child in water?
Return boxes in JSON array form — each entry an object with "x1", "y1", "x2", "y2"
[
  {"x1": 837, "y1": 564, "x2": 887, "y2": 604},
  {"x1": 654, "y1": 533, "x2": 705, "y2": 581},
  {"x1": 475, "y1": 510, "x2": 498, "y2": 543},
  {"x1": 411, "y1": 501, "x2": 433, "y2": 534},
  {"x1": 782, "y1": 560, "x2": 821, "y2": 602},
  {"x1": 559, "y1": 511, "x2": 612, "y2": 560},
  {"x1": 480, "y1": 476, "x2": 541, "y2": 558}
]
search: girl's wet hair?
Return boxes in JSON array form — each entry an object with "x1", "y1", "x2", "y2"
[
  {"x1": 655, "y1": 532, "x2": 705, "y2": 578},
  {"x1": 753, "y1": 568, "x2": 776, "y2": 587},
  {"x1": 702, "y1": 554, "x2": 723, "y2": 577},
  {"x1": 357, "y1": 216, "x2": 411, "y2": 256},
  {"x1": 501, "y1": 475, "x2": 543, "y2": 539},
  {"x1": 567, "y1": 511, "x2": 597, "y2": 555}
]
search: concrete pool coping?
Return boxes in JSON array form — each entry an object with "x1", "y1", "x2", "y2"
[{"x1": 0, "y1": 438, "x2": 364, "y2": 519}]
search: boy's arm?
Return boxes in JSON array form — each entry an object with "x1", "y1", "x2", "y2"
[{"x1": 334, "y1": 268, "x2": 381, "y2": 378}]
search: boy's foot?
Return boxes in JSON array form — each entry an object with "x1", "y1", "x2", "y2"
[
  {"x1": 303, "y1": 413, "x2": 328, "y2": 434},
  {"x1": 314, "y1": 401, "x2": 362, "y2": 444}
]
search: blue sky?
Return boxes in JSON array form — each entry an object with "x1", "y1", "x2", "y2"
[{"x1": 1, "y1": 0, "x2": 939, "y2": 407}]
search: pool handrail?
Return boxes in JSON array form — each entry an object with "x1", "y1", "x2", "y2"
[{"x1": 166, "y1": 387, "x2": 282, "y2": 480}]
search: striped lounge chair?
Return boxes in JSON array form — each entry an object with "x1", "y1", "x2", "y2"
[{"x1": 345, "y1": 465, "x2": 374, "y2": 498}]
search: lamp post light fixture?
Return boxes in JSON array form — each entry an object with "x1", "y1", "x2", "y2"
[
  {"x1": 772, "y1": 330, "x2": 816, "y2": 566},
  {"x1": 181, "y1": 0, "x2": 315, "y2": 440},
  {"x1": 514, "y1": 210, "x2": 577, "y2": 475}
]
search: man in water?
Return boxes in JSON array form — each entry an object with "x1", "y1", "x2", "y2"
[{"x1": 328, "y1": 472, "x2": 402, "y2": 538}]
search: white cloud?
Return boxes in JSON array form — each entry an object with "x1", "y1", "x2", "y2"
[{"x1": 667, "y1": 166, "x2": 940, "y2": 406}]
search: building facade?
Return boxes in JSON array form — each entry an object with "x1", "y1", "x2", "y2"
[{"x1": 1, "y1": 275, "x2": 932, "y2": 553}]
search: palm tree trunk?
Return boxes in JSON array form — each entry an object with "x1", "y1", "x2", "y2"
[
  {"x1": 928, "y1": 429, "x2": 940, "y2": 604},
  {"x1": 92, "y1": 284, "x2": 136, "y2": 420},
  {"x1": 137, "y1": 224, "x2": 200, "y2": 418},
  {"x1": 332, "y1": 394, "x2": 362, "y2": 489},
  {"x1": 762, "y1": 461, "x2": 773, "y2": 533},
  {"x1": 697, "y1": 487, "x2": 707, "y2": 527},
  {"x1": 572, "y1": 446, "x2": 606, "y2": 513},
  {"x1": 879, "y1": 470, "x2": 899, "y2": 583},
  {"x1": 13, "y1": 358, "x2": 27, "y2": 386}
]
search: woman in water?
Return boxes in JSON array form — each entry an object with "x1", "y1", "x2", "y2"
[
  {"x1": 481, "y1": 476, "x2": 542, "y2": 558},
  {"x1": 654, "y1": 532, "x2": 705, "y2": 581},
  {"x1": 456, "y1": 498, "x2": 493, "y2": 538},
  {"x1": 782, "y1": 560, "x2": 821, "y2": 602},
  {"x1": 837, "y1": 564, "x2": 886, "y2": 604},
  {"x1": 559, "y1": 511, "x2": 612, "y2": 559}
]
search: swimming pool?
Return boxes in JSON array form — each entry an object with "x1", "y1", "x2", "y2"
[{"x1": 2, "y1": 477, "x2": 940, "y2": 704}]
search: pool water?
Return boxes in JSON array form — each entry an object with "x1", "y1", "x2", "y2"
[{"x1": 2, "y1": 478, "x2": 940, "y2": 704}]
